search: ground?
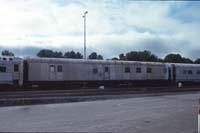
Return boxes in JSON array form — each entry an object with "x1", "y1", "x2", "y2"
[{"x1": 0, "y1": 92, "x2": 199, "y2": 132}]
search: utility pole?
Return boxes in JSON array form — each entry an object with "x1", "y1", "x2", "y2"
[{"x1": 83, "y1": 11, "x2": 88, "y2": 60}]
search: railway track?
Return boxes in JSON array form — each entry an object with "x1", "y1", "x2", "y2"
[
  {"x1": 0, "y1": 88, "x2": 142, "y2": 99},
  {"x1": 0, "y1": 86, "x2": 200, "y2": 99},
  {"x1": 0, "y1": 89, "x2": 103, "y2": 99},
  {"x1": 0, "y1": 87, "x2": 199, "y2": 107}
]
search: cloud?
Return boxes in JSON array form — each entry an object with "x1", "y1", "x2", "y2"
[{"x1": 0, "y1": 0, "x2": 199, "y2": 59}]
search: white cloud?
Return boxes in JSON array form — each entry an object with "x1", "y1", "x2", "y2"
[{"x1": 0, "y1": 0, "x2": 199, "y2": 59}]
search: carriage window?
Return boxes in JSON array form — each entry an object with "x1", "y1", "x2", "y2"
[
  {"x1": 0, "y1": 66, "x2": 6, "y2": 72},
  {"x1": 188, "y1": 70, "x2": 193, "y2": 75},
  {"x1": 49, "y1": 65, "x2": 56, "y2": 72},
  {"x1": 163, "y1": 68, "x2": 167, "y2": 73},
  {"x1": 147, "y1": 68, "x2": 152, "y2": 73},
  {"x1": 3, "y1": 58, "x2": 6, "y2": 61},
  {"x1": 125, "y1": 67, "x2": 130, "y2": 73},
  {"x1": 183, "y1": 70, "x2": 187, "y2": 74},
  {"x1": 9, "y1": 58, "x2": 13, "y2": 61},
  {"x1": 136, "y1": 67, "x2": 141, "y2": 73},
  {"x1": 197, "y1": 70, "x2": 200, "y2": 74},
  {"x1": 93, "y1": 68, "x2": 98, "y2": 74},
  {"x1": 104, "y1": 67, "x2": 109, "y2": 72},
  {"x1": 14, "y1": 64, "x2": 19, "y2": 72},
  {"x1": 57, "y1": 65, "x2": 63, "y2": 72}
]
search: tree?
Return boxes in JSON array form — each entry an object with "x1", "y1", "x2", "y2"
[
  {"x1": 76, "y1": 52, "x2": 83, "y2": 59},
  {"x1": 54, "y1": 51, "x2": 63, "y2": 58},
  {"x1": 97, "y1": 55, "x2": 103, "y2": 60},
  {"x1": 119, "y1": 50, "x2": 159, "y2": 62},
  {"x1": 112, "y1": 57, "x2": 119, "y2": 60},
  {"x1": 119, "y1": 53, "x2": 126, "y2": 60},
  {"x1": 164, "y1": 54, "x2": 182, "y2": 63},
  {"x1": 64, "y1": 51, "x2": 83, "y2": 59},
  {"x1": 37, "y1": 49, "x2": 54, "y2": 57},
  {"x1": 164, "y1": 53, "x2": 193, "y2": 63},
  {"x1": 1, "y1": 50, "x2": 14, "y2": 56},
  {"x1": 88, "y1": 52, "x2": 103, "y2": 60},
  {"x1": 37, "y1": 49, "x2": 63, "y2": 58},
  {"x1": 182, "y1": 57, "x2": 193, "y2": 63},
  {"x1": 157, "y1": 58, "x2": 163, "y2": 62},
  {"x1": 64, "y1": 51, "x2": 76, "y2": 58},
  {"x1": 194, "y1": 58, "x2": 200, "y2": 64}
]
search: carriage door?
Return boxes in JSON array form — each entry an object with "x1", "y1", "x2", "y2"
[
  {"x1": 168, "y1": 67, "x2": 171, "y2": 82},
  {"x1": 103, "y1": 65, "x2": 110, "y2": 80},
  {"x1": 172, "y1": 64, "x2": 176, "y2": 84},
  {"x1": 57, "y1": 65, "x2": 63, "y2": 80},
  {"x1": 49, "y1": 65, "x2": 56, "y2": 80}
]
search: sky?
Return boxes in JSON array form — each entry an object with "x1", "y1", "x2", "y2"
[{"x1": 0, "y1": 0, "x2": 200, "y2": 59}]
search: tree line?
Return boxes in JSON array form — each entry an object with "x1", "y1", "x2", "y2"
[
  {"x1": 1, "y1": 49, "x2": 104, "y2": 60},
  {"x1": 37, "y1": 49, "x2": 103, "y2": 60},
  {"x1": 1, "y1": 49, "x2": 200, "y2": 64}
]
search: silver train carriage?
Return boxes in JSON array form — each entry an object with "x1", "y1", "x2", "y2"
[
  {"x1": 1, "y1": 56, "x2": 200, "y2": 88},
  {"x1": 0, "y1": 56, "x2": 23, "y2": 87},
  {"x1": 24, "y1": 57, "x2": 170, "y2": 88},
  {"x1": 172, "y1": 63, "x2": 200, "y2": 84}
]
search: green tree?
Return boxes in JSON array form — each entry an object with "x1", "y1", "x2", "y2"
[
  {"x1": 111, "y1": 57, "x2": 118, "y2": 60},
  {"x1": 119, "y1": 53, "x2": 126, "y2": 60},
  {"x1": 119, "y1": 50, "x2": 159, "y2": 62},
  {"x1": 54, "y1": 51, "x2": 63, "y2": 58},
  {"x1": 164, "y1": 54, "x2": 182, "y2": 63},
  {"x1": 1, "y1": 50, "x2": 14, "y2": 56},
  {"x1": 157, "y1": 58, "x2": 163, "y2": 62},
  {"x1": 126, "y1": 51, "x2": 138, "y2": 61},
  {"x1": 76, "y1": 52, "x2": 83, "y2": 59},
  {"x1": 182, "y1": 57, "x2": 193, "y2": 63},
  {"x1": 164, "y1": 53, "x2": 193, "y2": 63},
  {"x1": 37, "y1": 49, "x2": 63, "y2": 58},
  {"x1": 64, "y1": 50, "x2": 83, "y2": 59},
  {"x1": 64, "y1": 51, "x2": 76, "y2": 58},
  {"x1": 64, "y1": 51, "x2": 83, "y2": 59},
  {"x1": 88, "y1": 52, "x2": 103, "y2": 60},
  {"x1": 194, "y1": 58, "x2": 200, "y2": 64},
  {"x1": 97, "y1": 55, "x2": 103, "y2": 60}
]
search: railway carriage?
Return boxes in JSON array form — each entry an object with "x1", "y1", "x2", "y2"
[
  {"x1": 173, "y1": 63, "x2": 200, "y2": 84},
  {"x1": 1, "y1": 56, "x2": 200, "y2": 89},
  {"x1": 0, "y1": 56, "x2": 23, "y2": 87},
  {"x1": 24, "y1": 57, "x2": 170, "y2": 88}
]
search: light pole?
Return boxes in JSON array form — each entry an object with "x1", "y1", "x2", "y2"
[{"x1": 83, "y1": 11, "x2": 88, "y2": 60}]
